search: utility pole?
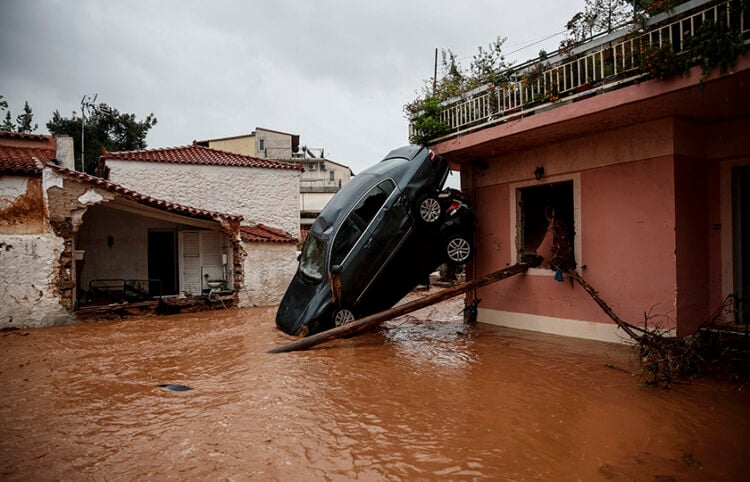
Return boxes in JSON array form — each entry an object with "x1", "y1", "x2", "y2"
[
  {"x1": 433, "y1": 48, "x2": 438, "y2": 96},
  {"x1": 80, "y1": 93, "x2": 97, "y2": 171}
]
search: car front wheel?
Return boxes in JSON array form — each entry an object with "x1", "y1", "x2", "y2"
[
  {"x1": 416, "y1": 194, "x2": 441, "y2": 224},
  {"x1": 445, "y1": 235, "x2": 472, "y2": 264},
  {"x1": 333, "y1": 308, "x2": 356, "y2": 327}
]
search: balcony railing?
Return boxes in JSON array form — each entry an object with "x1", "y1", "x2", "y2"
[{"x1": 410, "y1": 0, "x2": 749, "y2": 143}]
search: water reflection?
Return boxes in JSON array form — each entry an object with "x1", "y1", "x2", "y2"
[{"x1": 1, "y1": 299, "x2": 748, "y2": 481}]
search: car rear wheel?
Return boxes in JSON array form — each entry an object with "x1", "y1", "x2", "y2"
[
  {"x1": 333, "y1": 308, "x2": 356, "y2": 327},
  {"x1": 445, "y1": 235, "x2": 472, "y2": 264},
  {"x1": 416, "y1": 194, "x2": 441, "y2": 224}
]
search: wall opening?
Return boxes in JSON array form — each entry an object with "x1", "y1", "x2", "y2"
[
  {"x1": 517, "y1": 180, "x2": 576, "y2": 271},
  {"x1": 148, "y1": 230, "x2": 177, "y2": 296},
  {"x1": 733, "y1": 165, "x2": 750, "y2": 322}
]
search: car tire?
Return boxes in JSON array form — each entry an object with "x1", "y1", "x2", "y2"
[
  {"x1": 445, "y1": 234, "x2": 472, "y2": 264},
  {"x1": 333, "y1": 307, "x2": 356, "y2": 327},
  {"x1": 415, "y1": 193, "x2": 442, "y2": 224}
]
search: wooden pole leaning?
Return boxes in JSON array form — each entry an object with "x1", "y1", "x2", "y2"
[{"x1": 267, "y1": 263, "x2": 528, "y2": 354}]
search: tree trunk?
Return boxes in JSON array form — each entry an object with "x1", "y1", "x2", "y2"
[{"x1": 267, "y1": 263, "x2": 529, "y2": 353}]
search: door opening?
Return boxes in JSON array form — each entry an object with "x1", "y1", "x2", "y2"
[
  {"x1": 148, "y1": 230, "x2": 178, "y2": 296},
  {"x1": 733, "y1": 166, "x2": 750, "y2": 323}
]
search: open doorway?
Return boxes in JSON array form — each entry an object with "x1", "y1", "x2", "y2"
[
  {"x1": 733, "y1": 166, "x2": 750, "y2": 322},
  {"x1": 148, "y1": 230, "x2": 177, "y2": 296}
]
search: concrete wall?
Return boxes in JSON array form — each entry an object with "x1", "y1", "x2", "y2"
[
  {"x1": 106, "y1": 161, "x2": 300, "y2": 236},
  {"x1": 209, "y1": 136, "x2": 256, "y2": 157},
  {"x1": 0, "y1": 234, "x2": 72, "y2": 328},
  {"x1": 256, "y1": 128, "x2": 293, "y2": 159},
  {"x1": 241, "y1": 241, "x2": 297, "y2": 307}
]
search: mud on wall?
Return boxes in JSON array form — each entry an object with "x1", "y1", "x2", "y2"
[
  {"x1": 0, "y1": 176, "x2": 45, "y2": 234},
  {"x1": 0, "y1": 234, "x2": 73, "y2": 328}
]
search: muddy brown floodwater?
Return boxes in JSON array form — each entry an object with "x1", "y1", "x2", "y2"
[{"x1": 1, "y1": 293, "x2": 748, "y2": 481}]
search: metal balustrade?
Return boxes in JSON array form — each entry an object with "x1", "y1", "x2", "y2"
[{"x1": 409, "y1": 0, "x2": 749, "y2": 142}]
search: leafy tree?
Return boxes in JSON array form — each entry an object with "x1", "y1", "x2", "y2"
[
  {"x1": 405, "y1": 37, "x2": 513, "y2": 144},
  {"x1": 561, "y1": 0, "x2": 633, "y2": 51},
  {"x1": 47, "y1": 102, "x2": 157, "y2": 173}
]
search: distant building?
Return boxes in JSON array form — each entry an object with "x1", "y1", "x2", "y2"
[{"x1": 198, "y1": 127, "x2": 353, "y2": 235}]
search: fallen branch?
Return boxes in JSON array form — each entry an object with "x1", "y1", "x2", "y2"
[
  {"x1": 267, "y1": 263, "x2": 529, "y2": 353},
  {"x1": 565, "y1": 270, "x2": 646, "y2": 341}
]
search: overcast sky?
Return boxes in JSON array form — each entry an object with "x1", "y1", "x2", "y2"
[{"x1": 1, "y1": 0, "x2": 587, "y2": 174}]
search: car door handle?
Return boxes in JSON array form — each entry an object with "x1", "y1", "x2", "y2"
[{"x1": 363, "y1": 237, "x2": 373, "y2": 249}]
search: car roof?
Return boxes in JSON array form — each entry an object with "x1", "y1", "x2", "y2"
[{"x1": 309, "y1": 146, "x2": 429, "y2": 238}]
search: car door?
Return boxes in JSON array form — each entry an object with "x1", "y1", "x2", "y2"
[{"x1": 329, "y1": 179, "x2": 401, "y2": 308}]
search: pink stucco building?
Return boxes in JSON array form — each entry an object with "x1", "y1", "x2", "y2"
[{"x1": 427, "y1": 1, "x2": 749, "y2": 342}]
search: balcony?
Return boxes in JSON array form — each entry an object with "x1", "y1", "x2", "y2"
[{"x1": 409, "y1": 0, "x2": 749, "y2": 144}]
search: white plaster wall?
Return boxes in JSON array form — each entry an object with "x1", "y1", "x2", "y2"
[
  {"x1": 0, "y1": 176, "x2": 29, "y2": 204},
  {"x1": 107, "y1": 161, "x2": 300, "y2": 236},
  {"x1": 240, "y1": 241, "x2": 297, "y2": 307},
  {"x1": 0, "y1": 234, "x2": 73, "y2": 328}
]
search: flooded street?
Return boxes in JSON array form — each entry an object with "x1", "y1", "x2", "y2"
[{"x1": 1, "y1": 294, "x2": 748, "y2": 481}]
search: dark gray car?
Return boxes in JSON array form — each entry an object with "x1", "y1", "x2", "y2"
[{"x1": 276, "y1": 145, "x2": 475, "y2": 336}]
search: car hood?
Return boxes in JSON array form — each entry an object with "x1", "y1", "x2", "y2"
[{"x1": 275, "y1": 273, "x2": 333, "y2": 336}]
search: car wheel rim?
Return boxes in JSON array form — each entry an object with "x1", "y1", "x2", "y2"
[
  {"x1": 447, "y1": 238, "x2": 471, "y2": 262},
  {"x1": 419, "y1": 198, "x2": 441, "y2": 222},
  {"x1": 334, "y1": 309, "x2": 355, "y2": 327}
]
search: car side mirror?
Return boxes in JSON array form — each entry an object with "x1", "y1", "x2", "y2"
[{"x1": 331, "y1": 264, "x2": 342, "y2": 275}]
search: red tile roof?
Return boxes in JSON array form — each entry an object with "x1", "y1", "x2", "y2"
[
  {"x1": 0, "y1": 145, "x2": 53, "y2": 174},
  {"x1": 47, "y1": 164, "x2": 243, "y2": 223},
  {"x1": 102, "y1": 144, "x2": 303, "y2": 171},
  {"x1": 0, "y1": 131, "x2": 52, "y2": 142},
  {"x1": 240, "y1": 224, "x2": 297, "y2": 243},
  {"x1": 0, "y1": 131, "x2": 56, "y2": 174}
]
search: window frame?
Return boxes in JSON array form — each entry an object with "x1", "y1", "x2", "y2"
[{"x1": 509, "y1": 173, "x2": 582, "y2": 276}]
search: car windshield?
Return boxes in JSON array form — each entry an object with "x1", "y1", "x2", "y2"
[{"x1": 299, "y1": 234, "x2": 327, "y2": 282}]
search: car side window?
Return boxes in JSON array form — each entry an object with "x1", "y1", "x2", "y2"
[{"x1": 331, "y1": 179, "x2": 396, "y2": 267}]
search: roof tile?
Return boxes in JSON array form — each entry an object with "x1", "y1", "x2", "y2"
[
  {"x1": 0, "y1": 145, "x2": 53, "y2": 174},
  {"x1": 102, "y1": 144, "x2": 303, "y2": 171},
  {"x1": 240, "y1": 224, "x2": 297, "y2": 243}
]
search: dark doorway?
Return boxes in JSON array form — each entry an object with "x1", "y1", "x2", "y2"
[
  {"x1": 733, "y1": 166, "x2": 750, "y2": 322},
  {"x1": 148, "y1": 230, "x2": 177, "y2": 296}
]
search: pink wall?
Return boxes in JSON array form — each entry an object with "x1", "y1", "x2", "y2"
[
  {"x1": 581, "y1": 157, "x2": 677, "y2": 330},
  {"x1": 466, "y1": 122, "x2": 680, "y2": 332}
]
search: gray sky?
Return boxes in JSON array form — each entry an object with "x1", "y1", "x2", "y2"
[{"x1": 1, "y1": 0, "x2": 586, "y2": 174}]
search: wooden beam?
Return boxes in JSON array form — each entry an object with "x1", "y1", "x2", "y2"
[{"x1": 267, "y1": 263, "x2": 529, "y2": 353}]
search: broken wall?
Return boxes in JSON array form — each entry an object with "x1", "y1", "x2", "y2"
[
  {"x1": 0, "y1": 172, "x2": 73, "y2": 328},
  {"x1": 0, "y1": 233, "x2": 73, "y2": 328}
]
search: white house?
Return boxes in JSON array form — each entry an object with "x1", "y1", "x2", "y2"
[{"x1": 100, "y1": 142, "x2": 302, "y2": 306}]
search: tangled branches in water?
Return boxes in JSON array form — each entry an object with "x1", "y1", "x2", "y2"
[
  {"x1": 566, "y1": 270, "x2": 749, "y2": 389},
  {"x1": 635, "y1": 295, "x2": 749, "y2": 389}
]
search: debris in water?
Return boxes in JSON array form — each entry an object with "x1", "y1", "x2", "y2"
[{"x1": 158, "y1": 384, "x2": 193, "y2": 392}]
